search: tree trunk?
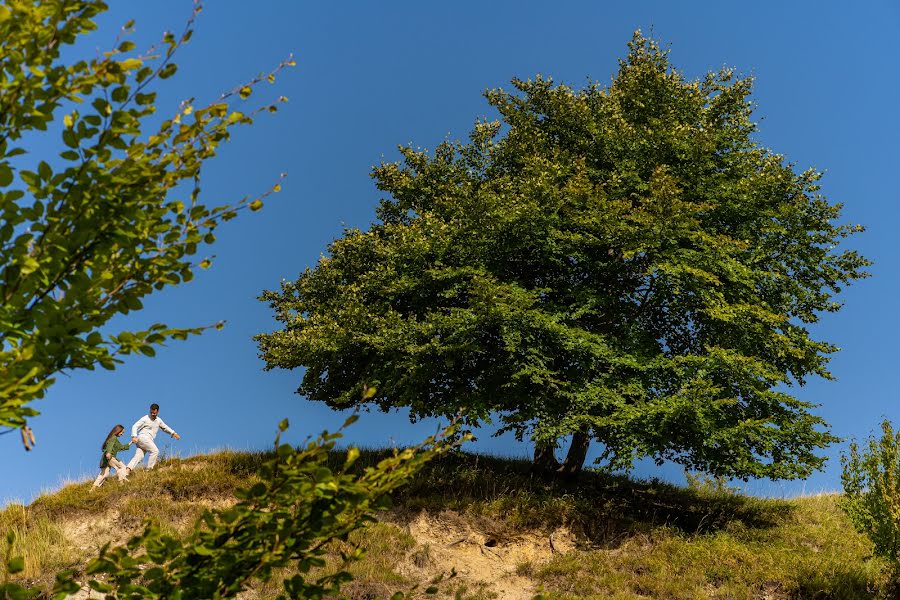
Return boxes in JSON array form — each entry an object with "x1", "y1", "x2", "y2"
[
  {"x1": 559, "y1": 429, "x2": 590, "y2": 476},
  {"x1": 533, "y1": 439, "x2": 560, "y2": 472}
]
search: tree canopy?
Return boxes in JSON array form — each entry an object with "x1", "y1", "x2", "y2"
[
  {"x1": 257, "y1": 32, "x2": 869, "y2": 479},
  {"x1": 0, "y1": 0, "x2": 288, "y2": 438}
]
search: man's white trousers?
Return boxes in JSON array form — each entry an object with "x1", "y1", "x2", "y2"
[{"x1": 127, "y1": 435, "x2": 160, "y2": 470}]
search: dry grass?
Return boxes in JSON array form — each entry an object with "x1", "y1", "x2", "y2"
[
  {"x1": 0, "y1": 448, "x2": 893, "y2": 598},
  {"x1": 0, "y1": 503, "x2": 78, "y2": 581}
]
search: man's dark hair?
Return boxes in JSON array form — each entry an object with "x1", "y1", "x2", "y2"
[{"x1": 150, "y1": 403, "x2": 160, "y2": 411}]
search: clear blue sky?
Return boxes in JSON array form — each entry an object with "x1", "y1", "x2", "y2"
[{"x1": 2, "y1": 1, "x2": 898, "y2": 504}]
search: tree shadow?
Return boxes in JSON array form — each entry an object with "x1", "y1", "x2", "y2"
[{"x1": 388, "y1": 450, "x2": 795, "y2": 547}]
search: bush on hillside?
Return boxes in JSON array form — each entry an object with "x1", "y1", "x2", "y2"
[{"x1": 841, "y1": 419, "x2": 900, "y2": 568}]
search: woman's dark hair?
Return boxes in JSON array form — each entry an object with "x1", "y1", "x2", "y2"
[{"x1": 102, "y1": 424, "x2": 125, "y2": 450}]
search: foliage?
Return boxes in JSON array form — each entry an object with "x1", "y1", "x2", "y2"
[
  {"x1": 256, "y1": 31, "x2": 868, "y2": 478},
  {"x1": 684, "y1": 471, "x2": 738, "y2": 496},
  {"x1": 0, "y1": 417, "x2": 465, "y2": 599},
  {"x1": 0, "y1": 0, "x2": 289, "y2": 433},
  {"x1": 841, "y1": 419, "x2": 900, "y2": 567}
]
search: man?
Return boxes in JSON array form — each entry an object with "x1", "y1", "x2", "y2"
[{"x1": 126, "y1": 403, "x2": 180, "y2": 471}]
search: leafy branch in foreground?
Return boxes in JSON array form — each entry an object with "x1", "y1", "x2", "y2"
[
  {"x1": 0, "y1": 0, "x2": 291, "y2": 437},
  {"x1": 0, "y1": 416, "x2": 466, "y2": 599}
]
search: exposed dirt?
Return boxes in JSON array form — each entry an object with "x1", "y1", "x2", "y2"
[
  {"x1": 395, "y1": 510, "x2": 575, "y2": 600},
  {"x1": 60, "y1": 509, "x2": 125, "y2": 554},
  {"x1": 57, "y1": 503, "x2": 575, "y2": 600}
]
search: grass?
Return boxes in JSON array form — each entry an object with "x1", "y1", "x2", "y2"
[
  {"x1": 1, "y1": 450, "x2": 269, "y2": 589},
  {"x1": 391, "y1": 451, "x2": 892, "y2": 598},
  {"x1": 0, "y1": 503, "x2": 77, "y2": 581},
  {"x1": 395, "y1": 451, "x2": 790, "y2": 541},
  {"x1": 534, "y1": 496, "x2": 885, "y2": 599},
  {"x1": 0, "y1": 447, "x2": 894, "y2": 598}
]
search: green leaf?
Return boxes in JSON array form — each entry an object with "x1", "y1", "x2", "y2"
[
  {"x1": 119, "y1": 58, "x2": 142, "y2": 71},
  {"x1": 62, "y1": 129, "x2": 78, "y2": 149},
  {"x1": 0, "y1": 164, "x2": 12, "y2": 187},
  {"x1": 123, "y1": 296, "x2": 143, "y2": 311},
  {"x1": 159, "y1": 63, "x2": 178, "y2": 79},
  {"x1": 239, "y1": 86, "x2": 252, "y2": 99},
  {"x1": 19, "y1": 171, "x2": 38, "y2": 188},
  {"x1": 88, "y1": 580, "x2": 113, "y2": 593},
  {"x1": 111, "y1": 86, "x2": 128, "y2": 103},
  {"x1": 277, "y1": 443, "x2": 294, "y2": 457},
  {"x1": 7, "y1": 556, "x2": 25, "y2": 574},
  {"x1": 20, "y1": 257, "x2": 40, "y2": 275},
  {"x1": 249, "y1": 199, "x2": 263, "y2": 211},
  {"x1": 91, "y1": 98, "x2": 111, "y2": 115},
  {"x1": 38, "y1": 161, "x2": 51, "y2": 181}
]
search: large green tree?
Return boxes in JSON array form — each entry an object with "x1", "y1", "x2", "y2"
[
  {"x1": 257, "y1": 33, "x2": 869, "y2": 479},
  {"x1": 0, "y1": 0, "x2": 288, "y2": 439}
]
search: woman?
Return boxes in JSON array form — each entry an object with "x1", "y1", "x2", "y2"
[{"x1": 90, "y1": 424, "x2": 132, "y2": 490}]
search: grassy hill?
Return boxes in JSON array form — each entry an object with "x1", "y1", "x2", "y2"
[{"x1": 0, "y1": 449, "x2": 891, "y2": 599}]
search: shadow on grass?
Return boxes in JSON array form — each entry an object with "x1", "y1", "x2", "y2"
[
  {"x1": 338, "y1": 450, "x2": 795, "y2": 547},
  {"x1": 794, "y1": 569, "x2": 886, "y2": 600}
]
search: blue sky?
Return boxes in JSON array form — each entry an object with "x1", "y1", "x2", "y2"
[{"x1": 2, "y1": 1, "x2": 898, "y2": 503}]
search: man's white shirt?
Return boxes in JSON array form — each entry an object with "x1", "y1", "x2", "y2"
[{"x1": 131, "y1": 415, "x2": 176, "y2": 440}]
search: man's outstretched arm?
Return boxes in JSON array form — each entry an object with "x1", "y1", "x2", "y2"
[{"x1": 158, "y1": 418, "x2": 179, "y2": 439}]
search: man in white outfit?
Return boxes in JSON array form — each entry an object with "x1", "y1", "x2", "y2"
[{"x1": 127, "y1": 403, "x2": 180, "y2": 471}]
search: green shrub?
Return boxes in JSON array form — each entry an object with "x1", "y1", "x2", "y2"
[{"x1": 841, "y1": 419, "x2": 900, "y2": 565}]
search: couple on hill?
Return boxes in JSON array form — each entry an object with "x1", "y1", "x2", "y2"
[{"x1": 90, "y1": 403, "x2": 180, "y2": 490}]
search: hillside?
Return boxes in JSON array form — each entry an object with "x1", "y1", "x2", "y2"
[{"x1": 0, "y1": 449, "x2": 891, "y2": 599}]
